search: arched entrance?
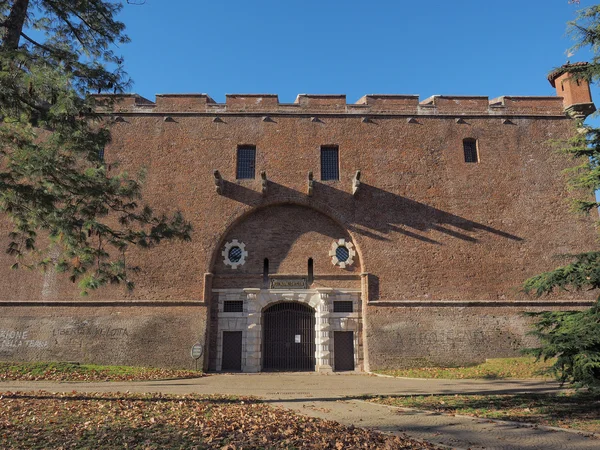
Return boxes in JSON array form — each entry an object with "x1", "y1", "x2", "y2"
[
  {"x1": 207, "y1": 203, "x2": 364, "y2": 373},
  {"x1": 263, "y1": 302, "x2": 316, "y2": 371}
]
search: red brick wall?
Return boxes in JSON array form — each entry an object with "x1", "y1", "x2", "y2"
[
  {"x1": 366, "y1": 302, "x2": 592, "y2": 369},
  {"x1": 213, "y1": 204, "x2": 360, "y2": 290},
  {"x1": 0, "y1": 303, "x2": 207, "y2": 369},
  {"x1": 0, "y1": 95, "x2": 596, "y2": 302},
  {"x1": 0, "y1": 93, "x2": 597, "y2": 368}
]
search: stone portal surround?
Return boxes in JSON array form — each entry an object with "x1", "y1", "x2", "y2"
[{"x1": 213, "y1": 288, "x2": 362, "y2": 372}]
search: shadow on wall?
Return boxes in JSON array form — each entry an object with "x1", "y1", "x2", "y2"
[
  {"x1": 216, "y1": 201, "x2": 354, "y2": 274},
  {"x1": 367, "y1": 273, "x2": 380, "y2": 301},
  {"x1": 219, "y1": 179, "x2": 523, "y2": 247}
]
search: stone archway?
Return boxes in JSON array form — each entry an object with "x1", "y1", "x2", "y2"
[
  {"x1": 208, "y1": 203, "x2": 364, "y2": 373},
  {"x1": 212, "y1": 288, "x2": 361, "y2": 373}
]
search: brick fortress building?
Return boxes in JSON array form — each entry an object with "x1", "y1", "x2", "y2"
[{"x1": 0, "y1": 64, "x2": 597, "y2": 372}]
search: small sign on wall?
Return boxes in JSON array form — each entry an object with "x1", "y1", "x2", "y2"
[
  {"x1": 270, "y1": 278, "x2": 307, "y2": 289},
  {"x1": 295, "y1": 335, "x2": 301, "y2": 343},
  {"x1": 191, "y1": 343, "x2": 203, "y2": 360}
]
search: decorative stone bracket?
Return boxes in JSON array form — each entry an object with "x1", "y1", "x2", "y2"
[
  {"x1": 307, "y1": 171, "x2": 314, "y2": 196},
  {"x1": 213, "y1": 170, "x2": 224, "y2": 194},
  {"x1": 316, "y1": 287, "x2": 333, "y2": 301},
  {"x1": 243, "y1": 288, "x2": 260, "y2": 301},
  {"x1": 352, "y1": 170, "x2": 361, "y2": 195},
  {"x1": 260, "y1": 171, "x2": 268, "y2": 196}
]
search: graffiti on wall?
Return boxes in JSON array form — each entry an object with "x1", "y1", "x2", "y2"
[
  {"x1": 52, "y1": 326, "x2": 129, "y2": 339},
  {"x1": 0, "y1": 329, "x2": 49, "y2": 349},
  {"x1": 0, "y1": 322, "x2": 131, "y2": 354}
]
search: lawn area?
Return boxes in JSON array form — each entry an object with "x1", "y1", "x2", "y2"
[
  {"x1": 0, "y1": 391, "x2": 440, "y2": 449},
  {"x1": 0, "y1": 362, "x2": 202, "y2": 382},
  {"x1": 373, "y1": 357, "x2": 554, "y2": 379},
  {"x1": 370, "y1": 392, "x2": 600, "y2": 433}
]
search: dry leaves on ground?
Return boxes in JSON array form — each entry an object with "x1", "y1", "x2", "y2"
[{"x1": 0, "y1": 391, "x2": 442, "y2": 449}]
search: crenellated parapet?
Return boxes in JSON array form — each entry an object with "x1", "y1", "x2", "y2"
[{"x1": 92, "y1": 92, "x2": 572, "y2": 117}]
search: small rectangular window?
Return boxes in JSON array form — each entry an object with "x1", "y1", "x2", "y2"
[
  {"x1": 224, "y1": 300, "x2": 244, "y2": 312},
  {"x1": 463, "y1": 139, "x2": 478, "y2": 163},
  {"x1": 98, "y1": 147, "x2": 105, "y2": 161},
  {"x1": 333, "y1": 301, "x2": 353, "y2": 313},
  {"x1": 236, "y1": 146, "x2": 256, "y2": 179},
  {"x1": 321, "y1": 146, "x2": 339, "y2": 181}
]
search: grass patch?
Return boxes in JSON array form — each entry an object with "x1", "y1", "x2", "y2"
[
  {"x1": 0, "y1": 391, "x2": 441, "y2": 449},
  {"x1": 0, "y1": 361, "x2": 202, "y2": 382},
  {"x1": 370, "y1": 392, "x2": 600, "y2": 433},
  {"x1": 374, "y1": 357, "x2": 554, "y2": 379}
]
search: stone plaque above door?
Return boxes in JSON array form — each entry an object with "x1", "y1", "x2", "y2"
[{"x1": 269, "y1": 277, "x2": 307, "y2": 289}]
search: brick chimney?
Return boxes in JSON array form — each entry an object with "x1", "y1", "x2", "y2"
[{"x1": 548, "y1": 62, "x2": 596, "y2": 119}]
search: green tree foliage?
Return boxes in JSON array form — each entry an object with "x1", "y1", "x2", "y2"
[
  {"x1": 0, "y1": 0, "x2": 191, "y2": 294},
  {"x1": 523, "y1": 4, "x2": 600, "y2": 390}
]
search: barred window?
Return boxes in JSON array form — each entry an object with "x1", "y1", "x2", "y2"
[
  {"x1": 224, "y1": 301, "x2": 244, "y2": 313},
  {"x1": 236, "y1": 146, "x2": 256, "y2": 179},
  {"x1": 336, "y1": 246, "x2": 349, "y2": 262},
  {"x1": 463, "y1": 138, "x2": 478, "y2": 163},
  {"x1": 333, "y1": 301, "x2": 353, "y2": 313},
  {"x1": 321, "y1": 146, "x2": 339, "y2": 181},
  {"x1": 98, "y1": 147, "x2": 105, "y2": 162},
  {"x1": 228, "y1": 246, "x2": 242, "y2": 263}
]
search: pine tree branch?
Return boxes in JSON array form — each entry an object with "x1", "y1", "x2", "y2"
[
  {"x1": 1, "y1": 0, "x2": 190, "y2": 294},
  {"x1": 43, "y1": 0, "x2": 92, "y2": 51},
  {"x1": 58, "y1": 1, "x2": 114, "y2": 43},
  {"x1": 19, "y1": 31, "x2": 70, "y2": 60}
]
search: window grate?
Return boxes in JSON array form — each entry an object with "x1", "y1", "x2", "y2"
[
  {"x1": 321, "y1": 146, "x2": 339, "y2": 180},
  {"x1": 224, "y1": 300, "x2": 244, "y2": 313},
  {"x1": 228, "y1": 247, "x2": 242, "y2": 263},
  {"x1": 237, "y1": 146, "x2": 256, "y2": 179},
  {"x1": 336, "y1": 246, "x2": 349, "y2": 262},
  {"x1": 333, "y1": 301, "x2": 353, "y2": 313},
  {"x1": 98, "y1": 147, "x2": 105, "y2": 161},
  {"x1": 463, "y1": 139, "x2": 478, "y2": 163}
]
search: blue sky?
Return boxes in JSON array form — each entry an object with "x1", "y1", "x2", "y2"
[{"x1": 116, "y1": 0, "x2": 597, "y2": 105}]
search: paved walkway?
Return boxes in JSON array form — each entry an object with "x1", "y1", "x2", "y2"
[
  {"x1": 274, "y1": 398, "x2": 597, "y2": 450},
  {"x1": 0, "y1": 372, "x2": 566, "y2": 398},
  {"x1": 1, "y1": 373, "x2": 598, "y2": 449}
]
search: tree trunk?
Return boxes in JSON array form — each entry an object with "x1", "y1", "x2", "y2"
[{"x1": 2, "y1": 0, "x2": 30, "y2": 50}]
